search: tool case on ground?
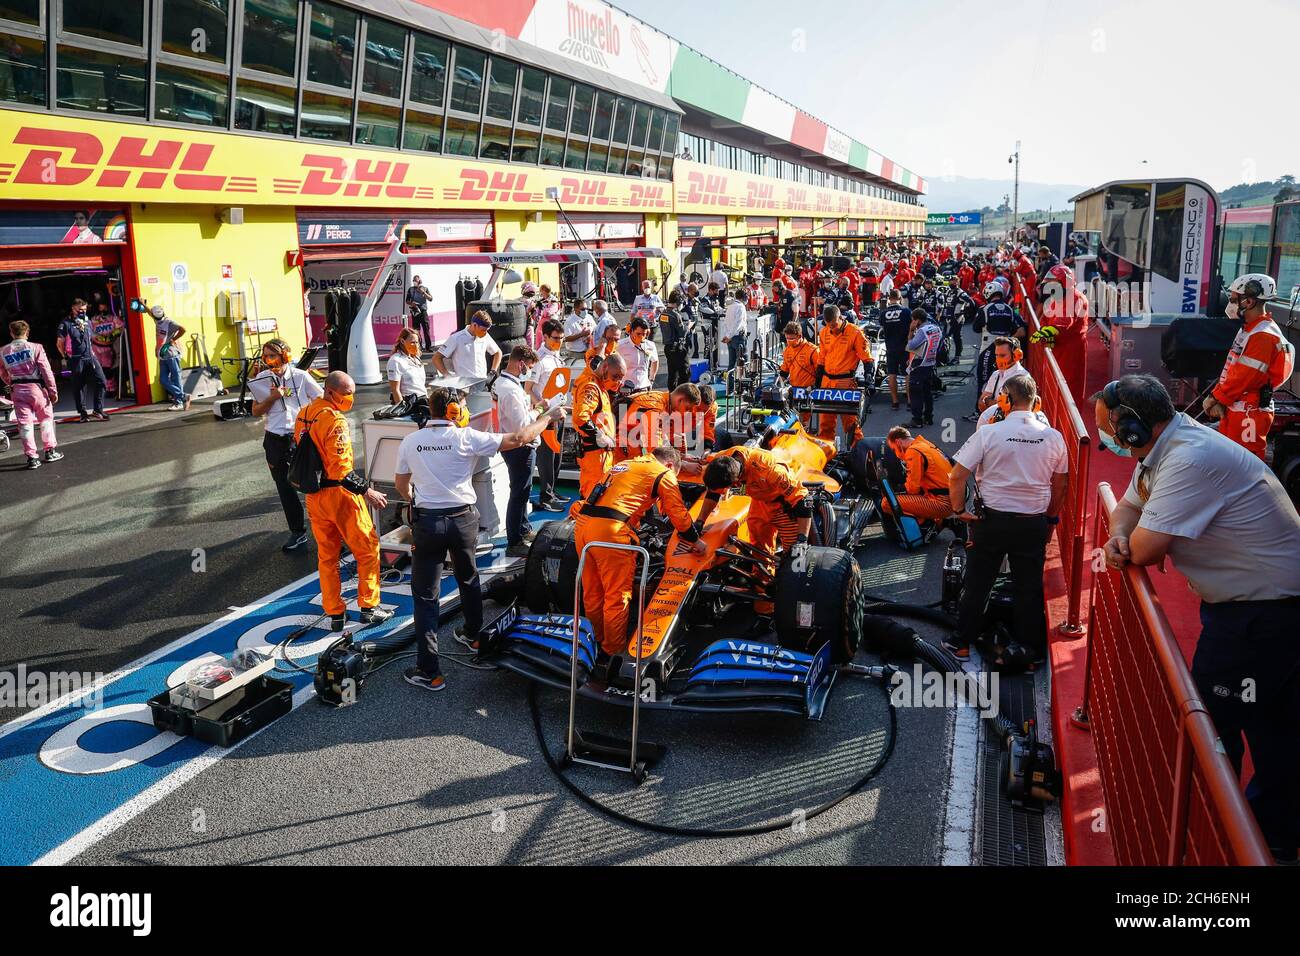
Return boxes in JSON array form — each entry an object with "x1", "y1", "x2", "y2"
[{"x1": 148, "y1": 675, "x2": 293, "y2": 747}]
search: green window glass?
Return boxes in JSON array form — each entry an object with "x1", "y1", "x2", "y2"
[
  {"x1": 160, "y1": 0, "x2": 228, "y2": 63},
  {"x1": 306, "y1": 2, "x2": 356, "y2": 89},
  {"x1": 448, "y1": 46, "x2": 483, "y2": 114},
  {"x1": 409, "y1": 34, "x2": 447, "y2": 106},
  {"x1": 234, "y1": 75, "x2": 296, "y2": 135},
  {"x1": 299, "y1": 88, "x2": 352, "y2": 141},
  {"x1": 239, "y1": 0, "x2": 297, "y2": 77},
  {"x1": 362, "y1": 18, "x2": 405, "y2": 99},
  {"x1": 155, "y1": 63, "x2": 229, "y2": 127},
  {"x1": 516, "y1": 67, "x2": 544, "y2": 125},
  {"x1": 403, "y1": 107, "x2": 442, "y2": 152},
  {"x1": 485, "y1": 58, "x2": 516, "y2": 120},
  {"x1": 62, "y1": 0, "x2": 144, "y2": 46},
  {"x1": 356, "y1": 101, "x2": 400, "y2": 147},
  {"x1": 545, "y1": 76, "x2": 570, "y2": 132},
  {"x1": 57, "y1": 45, "x2": 146, "y2": 116},
  {"x1": 0, "y1": 34, "x2": 45, "y2": 107}
]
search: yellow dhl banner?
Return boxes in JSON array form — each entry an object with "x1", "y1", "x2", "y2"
[
  {"x1": 0, "y1": 112, "x2": 673, "y2": 213},
  {"x1": 673, "y1": 160, "x2": 925, "y2": 222}
]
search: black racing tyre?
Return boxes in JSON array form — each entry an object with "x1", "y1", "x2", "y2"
[
  {"x1": 496, "y1": 334, "x2": 529, "y2": 354},
  {"x1": 774, "y1": 545, "x2": 863, "y2": 664},
  {"x1": 524, "y1": 518, "x2": 579, "y2": 613},
  {"x1": 468, "y1": 299, "x2": 529, "y2": 341}
]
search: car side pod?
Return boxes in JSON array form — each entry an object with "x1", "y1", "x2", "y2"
[{"x1": 675, "y1": 639, "x2": 835, "y2": 720}]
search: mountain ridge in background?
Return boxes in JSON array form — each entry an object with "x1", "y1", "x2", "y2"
[{"x1": 920, "y1": 175, "x2": 1087, "y2": 216}]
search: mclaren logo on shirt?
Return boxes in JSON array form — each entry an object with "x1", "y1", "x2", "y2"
[{"x1": 1005, "y1": 437, "x2": 1045, "y2": 444}]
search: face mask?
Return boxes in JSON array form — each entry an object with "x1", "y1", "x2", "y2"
[
  {"x1": 403, "y1": 341, "x2": 419, "y2": 357},
  {"x1": 331, "y1": 392, "x2": 355, "y2": 412},
  {"x1": 1098, "y1": 429, "x2": 1132, "y2": 457},
  {"x1": 1226, "y1": 300, "x2": 1243, "y2": 320},
  {"x1": 995, "y1": 355, "x2": 1014, "y2": 371}
]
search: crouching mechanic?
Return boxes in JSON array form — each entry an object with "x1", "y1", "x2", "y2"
[
  {"x1": 294, "y1": 371, "x2": 393, "y2": 632},
  {"x1": 575, "y1": 446, "x2": 705, "y2": 655},
  {"x1": 881, "y1": 425, "x2": 955, "y2": 520},
  {"x1": 572, "y1": 351, "x2": 626, "y2": 499},
  {"x1": 697, "y1": 445, "x2": 813, "y2": 556},
  {"x1": 394, "y1": 387, "x2": 564, "y2": 690}
]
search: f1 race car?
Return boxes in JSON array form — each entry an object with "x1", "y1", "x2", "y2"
[{"x1": 481, "y1": 413, "x2": 866, "y2": 720}]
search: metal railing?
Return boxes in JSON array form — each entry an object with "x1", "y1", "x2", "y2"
[
  {"x1": 1076, "y1": 484, "x2": 1272, "y2": 865},
  {"x1": 1013, "y1": 274, "x2": 1091, "y2": 631}
]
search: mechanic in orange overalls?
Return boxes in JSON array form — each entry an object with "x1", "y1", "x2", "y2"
[
  {"x1": 880, "y1": 425, "x2": 955, "y2": 521},
  {"x1": 571, "y1": 351, "x2": 625, "y2": 499},
  {"x1": 295, "y1": 371, "x2": 393, "y2": 631},
  {"x1": 1034, "y1": 264, "x2": 1090, "y2": 402},
  {"x1": 574, "y1": 446, "x2": 705, "y2": 654},
  {"x1": 697, "y1": 444, "x2": 814, "y2": 555},
  {"x1": 620, "y1": 383, "x2": 703, "y2": 460},
  {"x1": 778, "y1": 320, "x2": 821, "y2": 428},
  {"x1": 816, "y1": 304, "x2": 873, "y2": 445},
  {"x1": 1203, "y1": 273, "x2": 1296, "y2": 459}
]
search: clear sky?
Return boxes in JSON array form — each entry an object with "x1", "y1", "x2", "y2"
[{"x1": 616, "y1": 0, "x2": 1300, "y2": 192}]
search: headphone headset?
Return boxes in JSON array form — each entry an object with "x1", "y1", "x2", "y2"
[
  {"x1": 995, "y1": 390, "x2": 1042, "y2": 420},
  {"x1": 433, "y1": 387, "x2": 469, "y2": 427},
  {"x1": 1101, "y1": 380, "x2": 1152, "y2": 448}
]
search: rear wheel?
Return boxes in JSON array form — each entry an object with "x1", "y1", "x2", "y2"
[
  {"x1": 524, "y1": 519, "x2": 579, "y2": 613},
  {"x1": 774, "y1": 546, "x2": 863, "y2": 664}
]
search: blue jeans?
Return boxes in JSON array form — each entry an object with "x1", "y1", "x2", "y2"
[
  {"x1": 159, "y1": 353, "x2": 184, "y2": 403},
  {"x1": 501, "y1": 445, "x2": 537, "y2": 545},
  {"x1": 727, "y1": 333, "x2": 746, "y2": 371}
]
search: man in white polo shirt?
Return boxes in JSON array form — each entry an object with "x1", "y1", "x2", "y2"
[
  {"x1": 616, "y1": 316, "x2": 658, "y2": 390},
  {"x1": 977, "y1": 337, "x2": 1029, "y2": 413},
  {"x1": 247, "y1": 338, "x2": 323, "y2": 552},
  {"x1": 1097, "y1": 373, "x2": 1300, "y2": 860},
  {"x1": 947, "y1": 373, "x2": 1068, "y2": 663},
  {"x1": 493, "y1": 344, "x2": 542, "y2": 557},
  {"x1": 591, "y1": 299, "x2": 616, "y2": 345},
  {"x1": 394, "y1": 386, "x2": 562, "y2": 692},
  {"x1": 563, "y1": 299, "x2": 596, "y2": 368},
  {"x1": 432, "y1": 310, "x2": 502, "y2": 379}
]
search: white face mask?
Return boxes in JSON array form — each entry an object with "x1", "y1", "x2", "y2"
[{"x1": 1226, "y1": 301, "x2": 1239, "y2": 320}]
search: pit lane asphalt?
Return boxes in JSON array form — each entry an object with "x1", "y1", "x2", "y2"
[{"x1": 2, "y1": 351, "x2": 984, "y2": 865}]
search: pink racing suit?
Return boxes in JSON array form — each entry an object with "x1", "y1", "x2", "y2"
[
  {"x1": 0, "y1": 338, "x2": 58, "y2": 457},
  {"x1": 90, "y1": 312, "x2": 125, "y2": 371}
]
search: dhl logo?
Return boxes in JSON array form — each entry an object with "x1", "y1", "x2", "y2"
[
  {"x1": 627, "y1": 182, "x2": 668, "y2": 207},
  {"x1": 744, "y1": 181, "x2": 777, "y2": 209},
  {"x1": 11, "y1": 127, "x2": 234, "y2": 192},
  {"x1": 453, "y1": 168, "x2": 534, "y2": 203},
  {"x1": 298, "y1": 154, "x2": 415, "y2": 198},
  {"x1": 684, "y1": 171, "x2": 732, "y2": 206},
  {"x1": 786, "y1": 186, "x2": 808, "y2": 208},
  {"x1": 556, "y1": 176, "x2": 611, "y2": 206}
]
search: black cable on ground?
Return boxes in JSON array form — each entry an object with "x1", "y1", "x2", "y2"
[
  {"x1": 862, "y1": 599, "x2": 958, "y2": 630},
  {"x1": 527, "y1": 677, "x2": 897, "y2": 839}
]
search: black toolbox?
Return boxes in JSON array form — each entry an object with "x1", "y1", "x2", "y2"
[{"x1": 148, "y1": 675, "x2": 293, "y2": 747}]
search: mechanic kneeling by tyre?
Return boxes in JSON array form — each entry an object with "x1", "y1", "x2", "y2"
[
  {"x1": 575, "y1": 446, "x2": 705, "y2": 655},
  {"x1": 880, "y1": 425, "x2": 956, "y2": 521},
  {"x1": 696, "y1": 445, "x2": 814, "y2": 555},
  {"x1": 394, "y1": 387, "x2": 563, "y2": 692}
]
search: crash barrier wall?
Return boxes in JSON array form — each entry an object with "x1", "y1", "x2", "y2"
[
  {"x1": 1013, "y1": 275, "x2": 1091, "y2": 630},
  {"x1": 1079, "y1": 483, "x2": 1272, "y2": 865}
]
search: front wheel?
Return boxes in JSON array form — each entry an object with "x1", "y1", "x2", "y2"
[{"x1": 773, "y1": 545, "x2": 863, "y2": 664}]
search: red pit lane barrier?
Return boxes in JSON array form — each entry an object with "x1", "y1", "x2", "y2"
[
  {"x1": 1013, "y1": 275, "x2": 1090, "y2": 632},
  {"x1": 1075, "y1": 483, "x2": 1272, "y2": 865}
]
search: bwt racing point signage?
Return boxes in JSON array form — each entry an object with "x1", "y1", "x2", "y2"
[{"x1": 0, "y1": 113, "x2": 672, "y2": 212}]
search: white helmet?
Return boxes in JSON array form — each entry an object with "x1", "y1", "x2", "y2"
[
  {"x1": 983, "y1": 281, "x2": 1003, "y2": 299},
  {"x1": 1228, "y1": 273, "x2": 1276, "y2": 300}
]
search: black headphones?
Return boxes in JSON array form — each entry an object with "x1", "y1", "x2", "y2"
[{"x1": 1101, "y1": 380, "x2": 1152, "y2": 448}]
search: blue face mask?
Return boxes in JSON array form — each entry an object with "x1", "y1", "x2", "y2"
[{"x1": 1099, "y1": 430, "x2": 1132, "y2": 457}]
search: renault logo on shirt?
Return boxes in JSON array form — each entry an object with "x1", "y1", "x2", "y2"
[{"x1": 416, "y1": 443, "x2": 453, "y2": 453}]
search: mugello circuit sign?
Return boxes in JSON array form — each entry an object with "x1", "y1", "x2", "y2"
[{"x1": 0, "y1": 113, "x2": 672, "y2": 212}]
